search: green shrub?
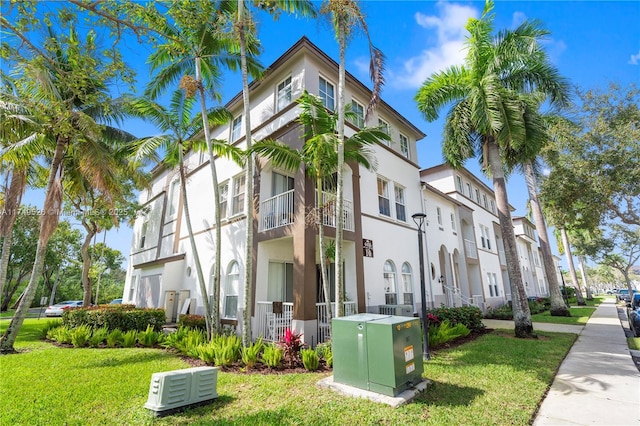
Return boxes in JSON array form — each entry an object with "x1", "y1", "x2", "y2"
[
  {"x1": 175, "y1": 329, "x2": 207, "y2": 357},
  {"x1": 428, "y1": 321, "x2": 471, "y2": 348},
  {"x1": 161, "y1": 327, "x2": 190, "y2": 350},
  {"x1": 39, "y1": 320, "x2": 62, "y2": 339},
  {"x1": 196, "y1": 343, "x2": 216, "y2": 364},
  {"x1": 301, "y1": 348, "x2": 319, "y2": 371},
  {"x1": 315, "y1": 342, "x2": 332, "y2": 367},
  {"x1": 211, "y1": 334, "x2": 242, "y2": 366},
  {"x1": 106, "y1": 329, "x2": 124, "y2": 348},
  {"x1": 138, "y1": 324, "x2": 164, "y2": 347},
  {"x1": 122, "y1": 330, "x2": 138, "y2": 348},
  {"x1": 47, "y1": 326, "x2": 72, "y2": 344},
  {"x1": 70, "y1": 325, "x2": 92, "y2": 348},
  {"x1": 528, "y1": 299, "x2": 546, "y2": 314},
  {"x1": 426, "y1": 306, "x2": 484, "y2": 332},
  {"x1": 262, "y1": 344, "x2": 283, "y2": 368},
  {"x1": 241, "y1": 338, "x2": 264, "y2": 369},
  {"x1": 483, "y1": 304, "x2": 514, "y2": 320},
  {"x1": 178, "y1": 314, "x2": 206, "y2": 330},
  {"x1": 88, "y1": 327, "x2": 109, "y2": 347},
  {"x1": 63, "y1": 305, "x2": 165, "y2": 332}
]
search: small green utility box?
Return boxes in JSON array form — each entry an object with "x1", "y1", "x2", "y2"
[{"x1": 332, "y1": 313, "x2": 424, "y2": 397}]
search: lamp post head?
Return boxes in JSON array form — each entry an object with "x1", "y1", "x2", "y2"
[{"x1": 412, "y1": 212, "x2": 427, "y2": 229}]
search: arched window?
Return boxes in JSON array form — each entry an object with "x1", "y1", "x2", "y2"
[
  {"x1": 224, "y1": 261, "x2": 240, "y2": 318},
  {"x1": 401, "y1": 262, "x2": 414, "y2": 306},
  {"x1": 383, "y1": 260, "x2": 397, "y2": 305}
]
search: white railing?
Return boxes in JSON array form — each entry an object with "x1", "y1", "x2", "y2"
[
  {"x1": 317, "y1": 191, "x2": 354, "y2": 231},
  {"x1": 255, "y1": 301, "x2": 294, "y2": 342},
  {"x1": 464, "y1": 239, "x2": 478, "y2": 259},
  {"x1": 316, "y1": 301, "x2": 357, "y2": 344},
  {"x1": 259, "y1": 190, "x2": 295, "y2": 231},
  {"x1": 444, "y1": 284, "x2": 478, "y2": 308},
  {"x1": 498, "y1": 249, "x2": 507, "y2": 266}
]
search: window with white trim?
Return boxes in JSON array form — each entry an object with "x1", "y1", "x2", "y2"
[
  {"x1": 450, "y1": 213, "x2": 456, "y2": 231},
  {"x1": 349, "y1": 99, "x2": 365, "y2": 128},
  {"x1": 466, "y1": 183, "x2": 472, "y2": 198},
  {"x1": 480, "y1": 224, "x2": 492, "y2": 250},
  {"x1": 219, "y1": 181, "x2": 229, "y2": 219},
  {"x1": 456, "y1": 175, "x2": 463, "y2": 193},
  {"x1": 487, "y1": 272, "x2": 499, "y2": 297},
  {"x1": 436, "y1": 207, "x2": 442, "y2": 225},
  {"x1": 400, "y1": 134, "x2": 410, "y2": 159},
  {"x1": 482, "y1": 194, "x2": 488, "y2": 209},
  {"x1": 401, "y1": 262, "x2": 414, "y2": 306},
  {"x1": 168, "y1": 179, "x2": 180, "y2": 218},
  {"x1": 394, "y1": 185, "x2": 406, "y2": 222},
  {"x1": 231, "y1": 174, "x2": 246, "y2": 216},
  {"x1": 377, "y1": 177, "x2": 390, "y2": 216},
  {"x1": 490, "y1": 200, "x2": 496, "y2": 214},
  {"x1": 139, "y1": 219, "x2": 148, "y2": 249},
  {"x1": 231, "y1": 115, "x2": 242, "y2": 142},
  {"x1": 224, "y1": 261, "x2": 240, "y2": 318},
  {"x1": 319, "y1": 76, "x2": 335, "y2": 111},
  {"x1": 276, "y1": 76, "x2": 292, "y2": 112},
  {"x1": 383, "y1": 260, "x2": 397, "y2": 305},
  {"x1": 378, "y1": 118, "x2": 390, "y2": 146},
  {"x1": 475, "y1": 188, "x2": 481, "y2": 203}
]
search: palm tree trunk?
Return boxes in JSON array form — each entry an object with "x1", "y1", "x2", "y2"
[
  {"x1": 0, "y1": 168, "x2": 27, "y2": 305},
  {"x1": 559, "y1": 227, "x2": 586, "y2": 305},
  {"x1": 178, "y1": 143, "x2": 213, "y2": 338},
  {"x1": 239, "y1": 0, "x2": 255, "y2": 347},
  {"x1": 486, "y1": 138, "x2": 534, "y2": 338},
  {"x1": 578, "y1": 256, "x2": 593, "y2": 300},
  {"x1": 334, "y1": 17, "x2": 347, "y2": 318},
  {"x1": 316, "y1": 176, "x2": 333, "y2": 338},
  {"x1": 523, "y1": 161, "x2": 569, "y2": 316},
  {"x1": 0, "y1": 137, "x2": 65, "y2": 353},
  {"x1": 195, "y1": 56, "x2": 220, "y2": 334},
  {"x1": 80, "y1": 220, "x2": 97, "y2": 306}
]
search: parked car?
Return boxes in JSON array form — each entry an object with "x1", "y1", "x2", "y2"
[
  {"x1": 627, "y1": 293, "x2": 640, "y2": 337},
  {"x1": 618, "y1": 289, "x2": 640, "y2": 303},
  {"x1": 44, "y1": 300, "x2": 83, "y2": 317},
  {"x1": 109, "y1": 298, "x2": 123, "y2": 304}
]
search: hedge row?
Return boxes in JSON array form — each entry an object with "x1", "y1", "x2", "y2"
[
  {"x1": 62, "y1": 304, "x2": 166, "y2": 332},
  {"x1": 425, "y1": 306, "x2": 485, "y2": 332}
]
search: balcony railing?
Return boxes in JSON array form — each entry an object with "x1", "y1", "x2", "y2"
[
  {"x1": 317, "y1": 191, "x2": 354, "y2": 232},
  {"x1": 464, "y1": 239, "x2": 478, "y2": 259},
  {"x1": 259, "y1": 190, "x2": 295, "y2": 231}
]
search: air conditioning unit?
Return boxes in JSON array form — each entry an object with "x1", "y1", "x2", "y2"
[
  {"x1": 144, "y1": 366, "x2": 218, "y2": 416},
  {"x1": 378, "y1": 304, "x2": 414, "y2": 317}
]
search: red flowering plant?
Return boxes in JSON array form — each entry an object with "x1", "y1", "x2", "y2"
[
  {"x1": 426, "y1": 313, "x2": 440, "y2": 327},
  {"x1": 279, "y1": 328, "x2": 305, "y2": 367}
]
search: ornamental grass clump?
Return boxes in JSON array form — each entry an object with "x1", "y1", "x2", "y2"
[
  {"x1": 262, "y1": 343, "x2": 283, "y2": 368},
  {"x1": 88, "y1": 327, "x2": 109, "y2": 347},
  {"x1": 315, "y1": 341, "x2": 332, "y2": 367},
  {"x1": 428, "y1": 321, "x2": 471, "y2": 348},
  {"x1": 211, "y1": 334, "x2": 242, "y2": 366},
  {"x1": 70, "y1": 325, "x2": 92, "y2": 348},
  {"x1": 301, "y1": 348, "x2": 319, "y2": 371},
  {"x1": 241, "y1": 338, "x2": 264, "y2": 369},
  {"x1": 47, "y1": 326, "x2": 72, "y2": 344},
  {"x1": 106, "y1": 329, "x2": 124, "y2": 348},
  {"x1": 138, "y1": 324, "x2": 164, "y2": 347},
  {"x1": 122, "y1": 330, "x2": 138, "y2": 348}
]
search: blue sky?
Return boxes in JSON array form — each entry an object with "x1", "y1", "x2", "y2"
[{"x1": 17, "y1": 0, "x2": 640, "y2": 268}]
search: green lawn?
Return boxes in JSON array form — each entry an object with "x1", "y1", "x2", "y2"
[
  {"x1": 531, "y1": 307, "x2": 597, "y2": 325},
  {"x1": 1, "y1": 319, "x2": 577, "y2": 425}
]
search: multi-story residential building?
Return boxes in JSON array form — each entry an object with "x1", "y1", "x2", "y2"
[
  {"x1": 513, "y1": 216, "x2": 549, "y2": 298},
  {"x1": 123, "y1": 37, "x2": 426, "y2": 346},
  {"x1": 420, "y1": 165, "x2": 511, "y2": 309}
]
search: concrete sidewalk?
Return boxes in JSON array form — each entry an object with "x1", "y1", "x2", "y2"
[{"x1": 530, "y1": 299, "x2": 640, "y2": 426}]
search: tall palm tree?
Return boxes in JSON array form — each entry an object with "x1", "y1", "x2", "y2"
[
  {"x1": 415, "y1": 1, "x2": 569, "y2": 338},
  {"x1": 234, "y1": 0, "x2": 315, "y2": 346},
  {"x1": 146, "y1": 2, "x2": 262, "y2": 334},
  {"x1": 320, "y1": 0, "x2": 385, "y2": 317},
  {"x1": 251, "y1": 91, "x2": 386, "y2": 338},
  {"x1": 128, "y1": 90, "x2": 239, "y2": 338},
  {"x1": 0, "y1": 28, "x2": 133, "y2": 353}
]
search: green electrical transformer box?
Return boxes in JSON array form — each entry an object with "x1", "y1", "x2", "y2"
[{"x1": 332, "y1": 313, "x2": 424, "y2": 397}]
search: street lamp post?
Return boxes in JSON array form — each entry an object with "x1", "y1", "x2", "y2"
[{"x1": 412, "y1": 212, "x2": 430, "y2": 360}]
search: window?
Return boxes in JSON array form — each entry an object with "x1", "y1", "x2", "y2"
[
  {"x1": 383, "y1": 260, "x2": 397, "y2": 305},
  {"x1": 394, "y1": 185, "x2": 406, "y2": 222},
  {"x1": 319, "y1": 76, "x2": 335, "y2": 110},
  {"x1": 466, "y1": 183, "x2": 472, "y2": 198},
  {"x1": 224, "y1": 261, "x2": 240, "y2": 318},
  {"x1": 168, "y1": 179, "x2": 180, "y2": 218},
  {"x1": 231, "y1": 115, "x2": 242, "y2": 141},
  {"x1": 400, "y1": 134, "x2": 409, "y2": 158},
  {"x1": 475, "y1": 188, "x2": 481, "y2": 203},
  {"x1": 139, "y1": 219, "x2": 148, "y2": 249},
  {"x1": 456, "y1": 175, "x2": 464, "y2": 193},
  {"x1": 482, "y1": 194, "x2": 488, "y2": 209},
  {"x1": 219, "y1": 181, "x2": 229, "y2": 219},
  {"x1": 231, "y1": 174, "x2": 246, "y2": 215},
  {"x1": 490, "y1": 200, "x2": 496, "y2": 214},
  {"x1": 377, "y1": 177, "x2": 390, "y2": 216},
  {"x1": 378, "y1": 119, "x2": 390, "y2": 146},
  {"x1": 487, "y1": 273, "x2": 499, "y2": 297},
  {"x1": 436, "y1": 207, "x2": 442, "y2": 225},
  {"x1": 349, "y1": 100, "x2": 365, "y2": 128},
  {"x1": 480, "y1": 224, "x2": 492, "y2": 250},
  {"x1": 276, "y1": 76, "x2": 292, "y2": 112},
  {"x1": 401, "y1": 262, "x2": 414, "y2": 306},
  {"x1": 450, "y1": 213, "x2": 456, "y2": 231}
]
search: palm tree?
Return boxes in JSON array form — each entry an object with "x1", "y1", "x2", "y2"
[
  {"x1": 0, "y1": 28, "x2": 133, "y2": 353},
  {"x1": 415, "y1": 1, "x2": 569, "y2": 338},
  {"x1": 251, "y1": 91, "x2": 386, "y2": 338},
  {"x1": 128, "y1": 90, "x2": 239, "y2": 338},
  {"x1": 320, "y1": 0, "x2": 385, "y2": 317},
  {"x1": 233, "y1": 0, "x2": 316, "y2": 346},
  {"x1": 146, "y1": 3, "x2": 262, "y2": 334}
]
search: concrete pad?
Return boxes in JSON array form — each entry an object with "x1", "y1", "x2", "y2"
[{"x1": 317, "y1": 375, "x2": 430, "y2": 408}]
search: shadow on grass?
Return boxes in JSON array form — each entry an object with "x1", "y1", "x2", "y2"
[
  {"x1": 80, "y1": 350, "x2": 172, "y2": 368},
  {"x1": 414, "y1": 380, "x2": 484, "y2": 407}
]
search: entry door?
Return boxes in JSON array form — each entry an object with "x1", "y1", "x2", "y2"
[
  {"x1": 137, "y1": 274, "x2": 162, "y2": 308},
  {"x1": 267, "y1": 262, "x2": 293, "y2": 302}
]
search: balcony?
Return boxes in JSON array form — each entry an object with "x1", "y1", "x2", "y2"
[
  {"x1": 259, "y1": 190, "x2": 294, "y2": 231},
  {"x1": 464, "y1": 239, "x2": 478, "y2": 260},
  {"x1": 318, "y1": 191, "x2": 354, "y2": 232}
]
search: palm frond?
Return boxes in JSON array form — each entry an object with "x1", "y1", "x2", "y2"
[{"x1": 250, "y1": 139, "x2": 302, "y2": 172}]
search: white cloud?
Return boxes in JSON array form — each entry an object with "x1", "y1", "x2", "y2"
[
  {"x1": 392, "y1": 1, "x2": 479, "y2": 89},
  {"x1": 629, "y1": 50, "x2": 640, "y2": 65},
  {"x1": 511, "y1": 11, "x2": 527, "y2": 29}
]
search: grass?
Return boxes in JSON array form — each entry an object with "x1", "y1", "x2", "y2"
[
  {"x1": 1, "y1": 319, "x2": 577, "y2": 425},
  {"x1": 531, "y1": 307, "x2": 597, "y2": 325}
]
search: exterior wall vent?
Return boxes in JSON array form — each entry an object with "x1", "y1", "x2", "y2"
[{"x1": 144, "y1": 366, "x2": 219, "y2": 416}]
